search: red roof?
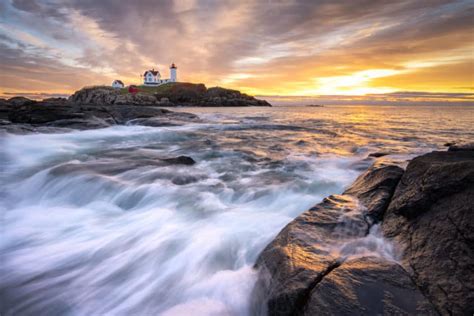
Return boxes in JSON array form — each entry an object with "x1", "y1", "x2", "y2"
[
  {"x1": 170, "y1": 63, "x2": 177, "y2": 69},
  {"x1": 144, "y1": 69, "x2": 160, "y2": 76}
]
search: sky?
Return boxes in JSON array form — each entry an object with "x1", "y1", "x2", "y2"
[{"x1": 0, "y1": 0, "x2": 473, "y2": 104}]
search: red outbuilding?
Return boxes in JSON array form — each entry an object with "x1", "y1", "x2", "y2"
[{"x1": 128, "y1": 85, "x2": 139, "y2": 94}]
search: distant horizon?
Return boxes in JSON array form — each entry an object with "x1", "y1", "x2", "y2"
[{"x1": 3, "y1": 88, "x2": 473, "y2": 106}]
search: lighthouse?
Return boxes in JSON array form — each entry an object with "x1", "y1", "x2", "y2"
[{"x1": 170, "y1": 63, "x2": 177, "y2": 82}]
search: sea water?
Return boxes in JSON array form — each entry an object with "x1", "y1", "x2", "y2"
[{"x1": 1, "y1": 105, "x2": 473, "y2": 315}]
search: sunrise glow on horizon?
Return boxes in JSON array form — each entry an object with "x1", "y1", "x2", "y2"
[{"x1": 0, "y1": 0, "x2": 473, "y2": 102}]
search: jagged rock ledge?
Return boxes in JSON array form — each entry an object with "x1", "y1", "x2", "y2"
[
  {"x1": 252, "y1": 146, "x2": 474, "y2": 315},
  {"x1": 0, "y1": 96, "x2": 199, "y2": 134}
]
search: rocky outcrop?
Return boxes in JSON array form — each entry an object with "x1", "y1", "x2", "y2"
[
  {"x1": 0, "y1": 97, "x2": 199, "y2": 133},
  {"x1": 252, "y1": 162, "x2": 409, "y2": 315},
  {"x1": 8, "y1": 102, "x2": 86, "y2": 124},
  {"x1": 448, "y1": 142, "x2": 474, "y2": 152},
  {"x1": 253, "y1": 149, "x2": 473, "y2": 315},
  {"x1": 68, "y1": 83, "x2": 271, "y2": 107},
  {"x1": 383, "y1": 151, "x2": 474, "y2": 315},
  {"x1": 1, "y1": 83, "x2": 269, "y2": 133}
]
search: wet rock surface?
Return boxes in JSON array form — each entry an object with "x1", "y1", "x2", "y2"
[
  {"x1": 383, "y1": 151, "x2": 474, "y2": 315},
  {"x1": 0, "y1": 97, "x2": 199, "y2": 133},
  {"x1": 49, "y1": 150, "x2": 197, "y2": 178},
  {"x1": 253, "y1": 150, "x2": 473, "y2": 315},
  {"x1": 303, "y1": 257, "x2": 436, "y2": 316},
  {"x1": 252, "y1": 162, "x2": 407, "y2": 315},
  {"x1": 161, "y1": 156, "x2": 196, "y2": 166},
  {"x1": 344, "y1": 162, "x2": 404, "y2": 221}
]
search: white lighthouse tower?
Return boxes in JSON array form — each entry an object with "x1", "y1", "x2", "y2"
[{"x1": 170, "y1": 63, "x2": 177, "y2": 82}]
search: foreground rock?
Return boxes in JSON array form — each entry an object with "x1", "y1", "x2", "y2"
[
  {"x1": 253, "y1": 149, "x2": 473, "y2": 315},
  {"x1": 383, "y1": 151, "x2": 474, "y2": 315},
  {"x1": 252, "y1": 162, "x2": 409, "y2": 315},
  {"x1": 69, "y1": 83, "x2": 271, "y2": 107},
  {"x1": 304, "y1": 257, "x2": 436, "y2": 315}
]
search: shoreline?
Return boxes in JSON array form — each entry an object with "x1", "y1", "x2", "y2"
[{"x1": 251, "y1": 144, "x2": 473, "y2": 315}]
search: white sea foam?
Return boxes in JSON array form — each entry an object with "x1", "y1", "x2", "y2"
[
  {"x1": 336, "y1": 225, "x2": 399, "y2": 262},
  {"x1": 0, "y1": 123, "x2": 360, "y2": 315},
  {"x1": 2, "y1": 105, "x2": 471, "y2": 315}
]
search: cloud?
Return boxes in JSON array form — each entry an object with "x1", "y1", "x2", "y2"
[{"x1": 0, "y1": 0, "x2": 473, "y2": 98}]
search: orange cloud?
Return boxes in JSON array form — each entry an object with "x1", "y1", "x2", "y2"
[{"x1": 0, "y1": 0, "x2": 473, "y2": 101}]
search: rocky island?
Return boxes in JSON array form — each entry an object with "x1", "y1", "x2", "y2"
[
  {"x1": 0, "y1": 83, "x2": 271, "y2": 134},
  {"x1": 70, "y1": 83, "x2": 271, "y2": 107},
  {"x1": 252, "y1": 145, "x2": 474, "y2": 315}
]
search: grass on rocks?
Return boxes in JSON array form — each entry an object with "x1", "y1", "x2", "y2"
[{"x1": 118, "y1": 83, "x2": 177, "y2": 95}]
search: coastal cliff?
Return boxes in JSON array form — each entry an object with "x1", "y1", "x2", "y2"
[
  {"x1": 252, "y1": 147, "x2": 474, "y2": 315},
  {"x1": 0, "y1": 83, "x2": 270, "y2": 133}
]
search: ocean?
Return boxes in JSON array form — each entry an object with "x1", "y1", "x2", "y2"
[{"x1": 1, "y1": 105, "x2": 473, "y2": 315}]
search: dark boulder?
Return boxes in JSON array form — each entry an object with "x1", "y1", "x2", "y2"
[
  {"x1": 448, "y1": 142, "x2": 474, "y2": 152},
  {"x1": 383, "y1": 150, "x2": 474, "y2": 315},
  {"x1": 252, "y1": 162, "x2": 405, "y2": 315},
  {"x1": 161, "y1": 156, "x2": 196, "y2": 165},
  {"x1": 368, "y1": 152, "x2": 390, "y2": 158}
]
